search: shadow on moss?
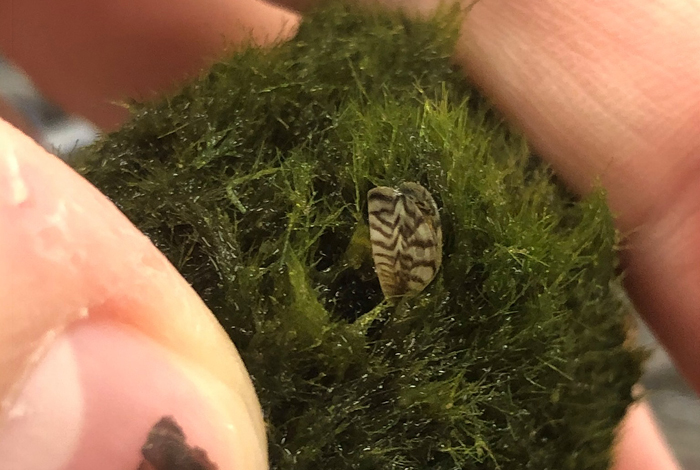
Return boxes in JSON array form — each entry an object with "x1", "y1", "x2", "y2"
[{"x1": 74, "y1": 2, "x2": 643, "y2": 469}]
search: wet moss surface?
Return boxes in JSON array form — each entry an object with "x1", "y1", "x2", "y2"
[{"x1": 75, "y1": 3, "x2": 643, "y2": 469}]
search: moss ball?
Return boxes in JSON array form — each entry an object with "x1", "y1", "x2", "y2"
[{"x1": 75, "y1": 3, "x2": 643, "y2": 469}]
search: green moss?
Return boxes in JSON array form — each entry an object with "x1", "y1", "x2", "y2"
[{"x1": 74, "y1": 3, "x2": 643, "y2": 469}]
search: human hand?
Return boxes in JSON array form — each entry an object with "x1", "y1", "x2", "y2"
[
  {"x1": 1, "y1": 1, "x2": 695, "y2": 469},
  {"x1": 0, "y1": 2, "x2": 296, "y2": 469}
]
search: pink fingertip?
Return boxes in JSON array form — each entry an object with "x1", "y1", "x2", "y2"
[{"x1": 0, "y1": 321, "x2": 236, "y2": 470}]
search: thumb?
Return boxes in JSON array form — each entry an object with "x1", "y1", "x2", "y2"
[{"x1": 0, "y1": 119, "x2": 266, "y2": 470}]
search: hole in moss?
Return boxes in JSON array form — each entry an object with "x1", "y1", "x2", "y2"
[
  {"x1": 327, "y1": 269, "x2": 383, "y2": 323},
  {"x1": 314, "y1": 228, "x2": 351, "y2": 272}
]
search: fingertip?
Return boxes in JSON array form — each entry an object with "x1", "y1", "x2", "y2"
[
  {"x1": 0, "y1": 321, "x2": 266, "y2": 470},
  {"x1": 615, "y1": 401, "x2": 681, "y2": 470},
  {"x1": 0, "y1": 0, "x2": 300, "y2": 129},
  {"x1": 0, "y1": 118, "x2": 267, "y2": 466}
]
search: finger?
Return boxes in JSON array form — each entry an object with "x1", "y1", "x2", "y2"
[
  {"x1": 0, "y1": 0, "x2": 299, "y2": 129},
  {"x1": 614, "y1": 401, "x2": 680, "y2": 470},
  {"x1": 457, "y1": 0, "x2": 700, "y2": 230},
  {"x1": 0, "y1": 118, "x2": 266, "y2": 470},
  {"x1": 456, "y1": 0, "x2": 700, "y2": 395}
]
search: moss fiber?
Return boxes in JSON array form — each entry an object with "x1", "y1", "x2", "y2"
[{"x1": 75, "y1": 3, "x2": 643, "y2": 469}]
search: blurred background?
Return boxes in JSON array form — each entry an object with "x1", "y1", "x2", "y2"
[
  {"x1": 1, "y1": 57, "x2": 698, "y2": 469},
  {"x1": 0, "y1": 57, "x2": 97, "y2": 156}
]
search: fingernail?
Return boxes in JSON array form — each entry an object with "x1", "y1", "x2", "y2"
[{"x1": 0, "y1": 321, "x2": 255, "y2": 470}]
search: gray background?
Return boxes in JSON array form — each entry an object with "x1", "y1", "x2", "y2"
[{"x1": 1, "y1": 59, "x2": 697, "y2": 469}]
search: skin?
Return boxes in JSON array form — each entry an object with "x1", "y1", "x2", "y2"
[{"x1": 0, "y1": 0, "x2": 695, "y2": 468}]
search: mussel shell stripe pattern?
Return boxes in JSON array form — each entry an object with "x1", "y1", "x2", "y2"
[{"x1": 367, "y1": 182, "x2": 442, "y2": 298}]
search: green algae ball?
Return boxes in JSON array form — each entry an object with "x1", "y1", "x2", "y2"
[{"x1": 75, "y1": 3, "x2": 643, "y2": 469}]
